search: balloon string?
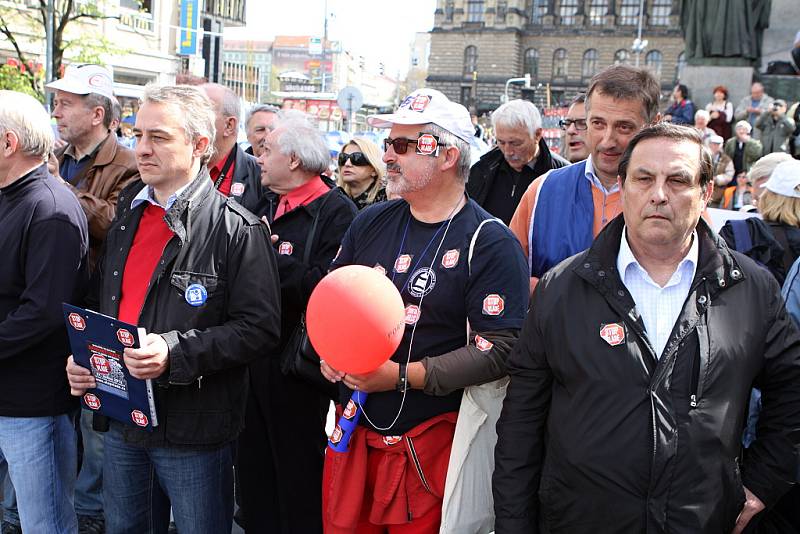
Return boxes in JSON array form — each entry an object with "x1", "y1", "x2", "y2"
[{"x1": 359, "y1": 194, "x2": 465, "y2": 432}]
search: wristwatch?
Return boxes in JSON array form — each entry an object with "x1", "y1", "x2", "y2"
[{"x1": 396, "y1": 363, "x2": 408, "y2": 392}]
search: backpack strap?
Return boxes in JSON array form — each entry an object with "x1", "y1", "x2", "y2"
[
  {"x1": 729, "y1": 219, "x2": 753, "y2": 253},
  {"x1": 466, "y1": 218, "x2": 502, "y2": 342}
]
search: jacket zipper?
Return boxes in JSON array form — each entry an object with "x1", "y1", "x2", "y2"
[{"x1": 690, "y1": 288, "x2": 711, "y2": 409}]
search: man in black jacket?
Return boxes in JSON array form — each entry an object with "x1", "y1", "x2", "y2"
[
  {"x1": 467, "y1": 99, "x2": 568, "y2": 224},
  {"x1": 0, "y1": 90, "x2": 88, "y2": 533},
  {"x1": 239, "y1": 114, "x2": 357, "y2": 533},
  {"x1": 66, "y1": 84, "x2": 281, "y2": 534},
  {"x1": 201, "y1": 83, "x2": 264, "y2": 213},
  {"x1": 494, "y1": 123, "x2": 800, "y2": 533}
]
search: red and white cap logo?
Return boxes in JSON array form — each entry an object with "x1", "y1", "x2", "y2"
[
  {"x1": 68, "y1": 312, "x2": 86, "y2": 331},
  {"x1": 394, "y1": 254, "x2": 412, "y2": 273},
  {"x1": 600, "y1": 323, "x2": 625, "y2": 346},
  {"x1": 278, "y1": 242, "x2": 294, "y2": 255},
  {"x1": 415, "y1": 134, "x2": 439, "y2": 156},
  {"x1": 475, "y1": 335, "x2": 494, "y2": 352},
  {"x1": 83, "y1": 393, "x2": 101, "y2": 410},
  {"x1": 409, "y1": 94, "x2": 431, "y2": 112},
  {"x1": 90, "y1": 355, "x2": 111, "y2": 375},
  {"x1": 343, "y1": 400, "x2": 358, "y2": 420},
  {"x1": 441, "y1": 249, "x2": 460, "y2": 269},
  {"x1": 131, "y1": 410, "x2": 149, "y2": 427},
  {"x1": 482, "y1": 294, "x2": 505, "y2": 316},
  {"x1": 404, "y1": 304, "x2": 421, "y2": 325},
  {"x1": 117, "y1": 328, "x2": 134, "y2": 347},
  {"x1": 231, "y1": 182, "x2": 245, "y2": 196},
  {"x1": 382, "y1": 435, "x2": 402, "y2": 446},
  {"x1": 330, "y1": 425, "x2": 343, "y2": 444}
]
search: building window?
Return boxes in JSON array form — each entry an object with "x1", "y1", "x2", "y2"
[
  {"x1": 559, "y1": 0, "x2": 580, "y2": 25},
  {"x1": 530, "y1": 0, "x2": 548, "y2": 24},
  {"x1": 496, "y1": 0, "x2": 508, "y2": 23},
  {"x1": 614, "y1": 49, "x2": 630, "y2": 65},
  {"x1": 618, "y1": 0, "x2": 640, "y2": 25},
  {"x1": 120, "y1": 0, "x2": 152, "y2": 12},
  {"x1": 587, "y1": 0, "x2": 608, "y2": 25},
  {"x1": 467, "y1": 0, "x2": 485, "y2": 22},
  {"x1": 524, "y1": 48, "x2": 539, "y2": 79},
  {"x1": 650, "y1": 0, "x2": 671, "y2": 25},
  {"x1": 464, "y1": 46, "x2": 478, "y2": 75},
  {"x1": 582, "y1": 49, "x2": 599, "y2": 80},
  {"x1": 445, "y1": 0, "x2": 455, "y2": 22},
  {"x1": 674, "y1": 51, "x2": 686, "y2": 82},
  {"x1": 552, "y1": 48, "x2": 568, "y2": 79},
  {"x1": 645, "y1": 49, "x2": 663, "y2": 77}
]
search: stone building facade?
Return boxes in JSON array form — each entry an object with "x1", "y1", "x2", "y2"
[{"x1": 427, "y1": 0, "x2": 685, "y2": 113}]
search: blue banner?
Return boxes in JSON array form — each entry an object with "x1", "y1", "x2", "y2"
[{"x1": 179, "y1": 0, "x2": 199, "y2": 56}]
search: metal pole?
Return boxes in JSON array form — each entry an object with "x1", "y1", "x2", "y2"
[
  {"x1": 45, "y1": 0, "x2": 54, "y2": 109},
  {"x1": 321, "y1": 0, "x2": 328, "y2": 93},
  {"x1": 634, "y1": 0, "x2": 645, "y2": 67}
]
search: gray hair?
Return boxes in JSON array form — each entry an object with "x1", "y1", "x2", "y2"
[
  {"x1": 142, "y1": 84, "x2": 216, "y2": 164},
  {"x1": 273, "y1": 117, "x2": 330, "y2": 175},
  {"x1": 84, "y1": 92, "x2": 114, "y2": 129},
  {"x1": 246, "y1": 104, "x2": 279, "y2": 128},
  {"x1": 0, "y1": 90, "x2": 54, "y2": 160},
  {"x1": 694, "y1": 109, "x2": 710, "y2": 122},
  {"x1": 420, "y1": 123, "x2": 471, "y2": 182},
  {"x1": 735, "y1": 120, "x2": 752, "y2": 133},
  {"x1": 491, "y1": 99, "x2": 542, "y2": 138}
]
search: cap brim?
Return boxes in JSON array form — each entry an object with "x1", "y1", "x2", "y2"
[
  {"x1": 367, "y1": 112, "x2": 430, "y2": 129},
  {"x1": 45, "y1": 78, "x2": 91, "y2": 95}
]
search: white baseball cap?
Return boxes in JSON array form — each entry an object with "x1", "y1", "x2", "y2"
[
  {"x1": 46, "y1": 64, "x2": 114, "y2": 100},
  {"x1": 763, "y1": 159, "x2": 800, "y2": 198},
  {"x1": 367, "y1": 89, "x2": 474, "y2": 143},
  {"x1": 708, "y1": 135, "x2": 724, "y2": 144}
]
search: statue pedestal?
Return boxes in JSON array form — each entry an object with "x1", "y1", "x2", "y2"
[{"x1": 680, "y1": 65, "x2": 754, "y2": 110}]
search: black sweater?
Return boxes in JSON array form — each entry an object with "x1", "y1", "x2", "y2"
[{"x1": 0, "y1": 164, "x2": 89, "y2": 416}]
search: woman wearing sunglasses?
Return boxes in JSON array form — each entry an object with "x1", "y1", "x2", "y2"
[{"x1": 336, "y1": 138, "x2": 387, "y2": 210}]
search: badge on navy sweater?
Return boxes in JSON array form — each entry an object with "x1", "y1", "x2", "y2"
[
  {"x1": 185, "y1": 284, "x2": 207, "y2": 307},
  {"x1": 231, "y1": 182, "x2": 245, "y2": 196},
  {"x1": 600, "y1": 322, "x2": 625, "y2": 346}
]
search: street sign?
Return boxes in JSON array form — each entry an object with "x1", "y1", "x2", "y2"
[
  {"x1": 309, "y1": 37, "x2": 323, "y2": 56},
  {"x1": 337, "y1": 86, "x2": 364, "y2": 112}
]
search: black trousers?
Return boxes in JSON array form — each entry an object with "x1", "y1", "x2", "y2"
[{"x1": 237, "y1": 359, "x2": 329, "y2": 534}]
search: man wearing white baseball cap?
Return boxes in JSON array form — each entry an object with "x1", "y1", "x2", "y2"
[
  {"x1": 45, "y1": 63, "x2": 137, "y2": 534},
  {"x1": 319, "y1": 88, "x2": 529, "y2": 533}
]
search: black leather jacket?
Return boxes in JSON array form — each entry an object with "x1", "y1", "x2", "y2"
[
  {"x1": 230, "y1": 143, "x2": 266, "y2": 215},
  {"x1": 89, "y1": 169, "x2": 281, "y2": 448},
  {"x1": 494, "y1": 215, "x2": 800, "y2": 533}
]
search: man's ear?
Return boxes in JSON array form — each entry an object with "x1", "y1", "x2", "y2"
[
  {"x1": 2, "y1": 130, "x2": 18, "y2": 155},
  {"x1": 439, "y1": 145, "x2": 460, "y2": 173},
  {"x1": 225, "y1": 117, "x2": 238, "y2": 137},
  {"x1": 288, "y1": 153, "x2": 301, "y2": 171},
  {"x1": 193, "y1": 135, "x2": 210, "y2": 159},
  {"x1": 533, "y1": 127, "x2": 544, "y2": 142}
]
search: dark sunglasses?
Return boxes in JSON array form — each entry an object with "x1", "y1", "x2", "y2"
[
  {"x1": 559, "y1": 119, "x2": 588, "y2": 131},
  {"x1": 338, "y1": 151, "x2": 370, "y2": 166},
  {"x1": 383, "y1": 136, "x2": 446, "y2": 155}
]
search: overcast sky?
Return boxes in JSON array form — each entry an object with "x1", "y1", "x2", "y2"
[{"x1": 223, "y1": 0, "x2": 437, "y2": 77}]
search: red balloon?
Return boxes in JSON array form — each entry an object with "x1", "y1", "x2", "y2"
[{"x1": 306, "y1": 265, "x2": 405, "y2": 374}]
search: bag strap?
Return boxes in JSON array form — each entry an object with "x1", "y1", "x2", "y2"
[
  {"x1": 770, "y1": 224, "x2": 795, "y2": 273},
  {"x1": 729, "y1": 219, "x2": 753, "y2": 253},
  {"x1": 302, "y1": 187, "x2": 334, "y2": 265},
  {"x1": 466, "y1": 217, "x2": 502, "y2": 343}
]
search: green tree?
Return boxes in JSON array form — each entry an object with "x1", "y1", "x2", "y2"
[
  {"x1": 0, "y1": 64, "x2": 43, "y2": 100},
  {"x1": 0, "y1": 0, "x2": 130, "y2": 98}
]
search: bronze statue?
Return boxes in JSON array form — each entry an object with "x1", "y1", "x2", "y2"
[{"x1": 680, "y1": 0, "x2": 772, "y2": 66}]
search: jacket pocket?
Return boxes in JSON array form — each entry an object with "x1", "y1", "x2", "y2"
[{"x1": 170, "y1": 271, "x2": 224, "y2": 299}]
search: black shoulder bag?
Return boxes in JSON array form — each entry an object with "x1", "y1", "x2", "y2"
[{"x1": 278, "y1": 191, "x2": 339, "y2": 400}]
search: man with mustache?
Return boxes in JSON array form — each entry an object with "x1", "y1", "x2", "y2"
[
  {"x1": 494, "y1": 122, "x2": 800, "y2": 533},
  {"x1": 467, "y1": 99, "x2": 568, "y2": 225},
  {"x1": 509, "y1": 64, "x2": 661, "y2": 292}
]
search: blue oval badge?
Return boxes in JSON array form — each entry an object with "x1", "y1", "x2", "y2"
[{"x1": 185, "y1": 283, "x2": 207, "y2": 307}]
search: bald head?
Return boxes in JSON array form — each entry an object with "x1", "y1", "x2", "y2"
[{"x1": 201, "y1": 83, "x2": 241, "y2": 164}]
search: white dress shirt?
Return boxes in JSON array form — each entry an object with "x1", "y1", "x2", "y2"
[{"x1": 617, "y1": 228, "x2": 698, "y2": 359}]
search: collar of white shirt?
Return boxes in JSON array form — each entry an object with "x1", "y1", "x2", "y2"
[
  {"x1": 131, "y1": 181, "x2": 192, "y2": 211},
  {"x1": 617, "y1": 226, "x2": 699, "y2": 290},
  {"x1": 585, "y1": 155, "x2": 620, "y2": 195}
]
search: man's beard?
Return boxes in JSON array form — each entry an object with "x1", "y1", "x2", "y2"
[{"x1": 385, "y1": 162, "x2": 434, "y2": 197}]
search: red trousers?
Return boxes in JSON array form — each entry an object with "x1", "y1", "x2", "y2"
[{"x1": 322, "y1": 412, "x2": 457, "y2": 534}]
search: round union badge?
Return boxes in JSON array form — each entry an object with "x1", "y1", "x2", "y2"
[{"x1": 185, "y1": 283, "x2": 208, "y2": 307}]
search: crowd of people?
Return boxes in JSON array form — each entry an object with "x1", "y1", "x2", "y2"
[{"x1": 1, "y1": 60, "x2": 800, "y2": 534}]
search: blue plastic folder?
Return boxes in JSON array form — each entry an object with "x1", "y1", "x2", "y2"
[{"x1": 62, "y1": 303, "x2": 158, "y2": 431}]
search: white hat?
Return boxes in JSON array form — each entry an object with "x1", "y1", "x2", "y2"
[
  {"x1": 708, "y1": 134, "x2": 724, "y2": 144},
  {"x1": 46, "y1": 64, "x2": 114, "y2": 100},
  {"x1": 367, "y1": 89, "x2": 474, "y2": 143},
  {"x1": 763, "y1": 159, "x2": 800, "y2": 198}
]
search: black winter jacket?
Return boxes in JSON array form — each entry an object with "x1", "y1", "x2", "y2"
[
  {"x1": 89, "y1": 169, "x2": 281, "y2": 447},
  {"x1": 494, "y1": 215, "x2": 800, "y2": 533},
  {"x1": 230, "y1": 143, "x2": 266, "y2": 215}
]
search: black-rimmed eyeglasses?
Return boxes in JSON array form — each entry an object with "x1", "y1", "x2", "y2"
[{"x1": 559, "y1": 119, "x2": 588, "y2": 131}]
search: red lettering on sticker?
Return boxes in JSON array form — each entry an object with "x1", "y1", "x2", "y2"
[
  {"x1": 600, "y1": 323, "x2": 625, "y2": 346},
  {"x1": 475, "y1": 335, "x2": 494, "y2": 351},
  {"x1": 482, "y1": 294, "x2": 505, "y2": 316},
  {"x1": 394, "y1": 254, "x2": 412, "y2": 273},
  {"x1": 131, "y1": 410, "x2": 149, "y2": 427},
  {"x1": 83, "y1": 393, "x2": 101, "y2": 410},
  {"x1": 68, "y1": 313, "x2": 86, "y2": 331},
  {"x1": 404, "y1": 304, "x2": 421, "y2": 325},
  {"x1": 278, "y1": 242, "x2": 294, "y2": 255},
  {"x1": 117, "y1": 328, "x2": 134, "y2": 347}
]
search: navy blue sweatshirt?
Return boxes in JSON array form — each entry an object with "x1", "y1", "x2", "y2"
[{"x1": 0, "y1": 164, "x2": 89, "y2": 416}]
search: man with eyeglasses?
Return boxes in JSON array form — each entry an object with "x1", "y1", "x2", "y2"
[
  {"x1": 467, "y1": 99, "x2": 568, "y2": 225},
  {"x1": 562, "y1": 94, "x2": 590, "y2": 163},
  {"x1": 509, "y1": 64, "x2": 661, "y2": 292},
  {"x1": 319, "y1": 88, "x2": 529, "y2": 533}
]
